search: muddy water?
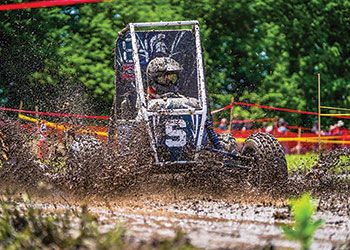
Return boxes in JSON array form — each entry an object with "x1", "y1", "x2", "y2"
[{"x1": 30, "y1": 194, "x2": 349, "y2": 250}]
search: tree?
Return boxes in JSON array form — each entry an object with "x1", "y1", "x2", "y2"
[
  {"x1": 0, "y1": 2, "x2": 66, "y2": 109},
  {"x1": 181, "y1": 0, "x2": 350, "y2": 128},
  {"x1": 53, "y1": 0, "x2": 184, "y2": 112},
  {"x1": 1, "y1": 0, "x2": 349, "y2": 128}
]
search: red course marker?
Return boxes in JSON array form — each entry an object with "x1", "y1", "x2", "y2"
[{"x1": 0, "y1": 0, "x2": 107, "y2": 11}]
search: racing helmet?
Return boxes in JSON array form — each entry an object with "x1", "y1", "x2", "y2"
[{"x1": 146, "y1": 57, "x2": 182, "y2": 86}]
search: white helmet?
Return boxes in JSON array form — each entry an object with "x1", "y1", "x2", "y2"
[
  {"x1": 147, "y1": 57, "x2": 182, "y2": 85},
  {"x1": 337, "y1": 120, "x2": 344, "y2": 127}
]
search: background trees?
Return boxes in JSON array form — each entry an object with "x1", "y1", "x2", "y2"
[{"x1": 0, "y1": 0, "x2": 349, "y2": 128}]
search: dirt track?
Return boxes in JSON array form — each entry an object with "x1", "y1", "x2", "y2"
[
  {"x1": 1, "y1": 152, "x2": 350, "y2": 249},
  {"x1": 2, "y1": 164, "x2": 350, "y2": 250},
  {"x1": 29, "y1": 193, "x2": 349, "y2": 250}
]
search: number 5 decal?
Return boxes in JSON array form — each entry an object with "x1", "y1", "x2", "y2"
[{"x1": 165, "y1": 119, "x2": 187, "y2": 147}]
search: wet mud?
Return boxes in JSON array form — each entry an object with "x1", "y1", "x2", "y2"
[
  {"x1": 0, "y1": 118, "x2": 349, "y2": 249},
  {"x1": 15, "y1": 194, "x2": 350, "y2": 250}
]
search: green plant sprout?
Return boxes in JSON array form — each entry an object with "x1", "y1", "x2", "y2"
[{"x1": 282, "y1": 193, "x2": 324, "y2": 250}]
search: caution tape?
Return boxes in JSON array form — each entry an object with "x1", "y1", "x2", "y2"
[
  {"x1": 1, "y1": 107, "x2": 108, "y2": 120},
  {"x1": 0, "y1": 0, "x2": 107, "y2": 11},
  {"x1": 211, "y1": 101, "x2": 318, "y2": 115},
  {"x1": 211, "y1": 101, "x2": 350, "y2": 119},
  {"x1": 276, "y1": 137, "x2": 349, "y2": 143},
  {"x1": 19, "y1": 114, "x2": 65, "y2": 130},
  {"x1": 18, "y1": 114, "x2": 108, "y2": 137},
  {"x1": 321, "y1": 113, "x2": 350, "y2": 117},
  {"x1": 321, "y1": 106, "x2": 350, "y2": 112},
  {"x1": 17, "y1": 114, "x2": 350, "y2": 144},
  {"x1": 3, "y1": 101, "x2": 349, "y2": 122},
  {"x1": 235, "y1": 137, "x2": 350, "y2": 144},
  {"x1": 4, "y1": 103, "x2": 350, "y2": 145},
  {"x1": 213, "y1": 117, "x2": 275, "y2": 125}
]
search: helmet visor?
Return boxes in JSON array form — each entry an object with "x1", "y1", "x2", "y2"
[{"x1": 164, "y1": 73, "x2": 178, "y2": 85}]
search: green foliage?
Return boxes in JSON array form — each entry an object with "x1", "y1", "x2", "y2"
[
  {"x1": 282, "y1": 193, "x2": 324, "y2": 250},
  {"x1": 182, "y1": 0, "x2": 350, "y2": 128},
  {"x1": 54, "y1": 0, "x2": 184, "y2": 108},
  {"x1": 0, "y1": 1, "x2": 72, "y2": 109},
  {"x1": 0, "y1": 193, "x2": 197, "y2": 250},
  {"x1": 286, "y1": 153, "x2": 318, "y2": 172}
]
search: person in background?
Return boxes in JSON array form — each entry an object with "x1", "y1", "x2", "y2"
[
  {"x1": 263, "y1": 122, "x2": 274, "y2": 133},
  {"x1": 311, "y1": 120, "x2": 318, "y2": 133},
  {"x1": 311, "y1": 119, "x2": 325, "y2": 135},
  {"x1": 218, "y1": 118, "x2": 228, "y2": 131},
  {"x1": 231, "y1": 116, "x2": 243, "y2": 131},
  {"x1": 241, "y1": 121, "x2": 253, "y2": 132},
  {"x1": 277, "y1": 118, "x2": 288, "y2": 134},
  {"x1": 37, "y1": 120, "x2": 48, "y2": 160},
  {"x1": 330, "y1": 120, "x2": 345, "y2": 136},
  {"x1": 329, "y1": 120, "x2": 346, "y2": 149}
]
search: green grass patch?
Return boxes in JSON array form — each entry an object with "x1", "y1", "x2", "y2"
[{"x1": 286, "y1": 153, "x2": 318, "y2": 172}]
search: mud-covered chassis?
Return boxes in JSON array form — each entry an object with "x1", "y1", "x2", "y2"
[{"x1": 107, "y1": 21, "x2": 287, "y2": 186}]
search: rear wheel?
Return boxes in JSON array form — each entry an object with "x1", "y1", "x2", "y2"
[{"x1": 241, "y1": 132, "x2": 287, "y2": 188}]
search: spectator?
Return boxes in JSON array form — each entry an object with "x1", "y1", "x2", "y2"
[
  {"x1": 242, "y1": 121, "x2": 253, "y2": 131},
  {"x1": 264, "y1": 122, "x2": 274, "y2": 133},
  {"x1": 330, "y1": 120, "x2": 345, "y2": 136},
  {"x1": 231, "y1": 116, "x2": 243, "y2": 131},
  {"x1": 311, "y1": 120, "x2": 318, "y2": 133},
  {"x1": 218, "y1": 118, "x2": 228, "y2": 131},
  {"x1": 311, "y1": 120, "x2": 325, "y2": 135},
  {"x1": 329, "y1": 120, "x2": 346, "y2": 149},
  {"x1": 277, "y1": 118, "x2": 288, "y2": 133}
]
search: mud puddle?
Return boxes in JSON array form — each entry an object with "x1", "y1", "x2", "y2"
[{"x1": 22, "y1": 194, "x2": 350, "y2": 250}]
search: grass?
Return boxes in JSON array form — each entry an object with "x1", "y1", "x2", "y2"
[
  {"x1": 286, "y1": 153, "x2": 318, "y2": 172},
  {"x1": 286, "y1": 150, "x2": 349, "y2": 173}
]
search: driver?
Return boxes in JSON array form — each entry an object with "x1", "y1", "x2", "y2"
[{"x1": 146, "y1": 57, "x2": 182, "y2": 99}]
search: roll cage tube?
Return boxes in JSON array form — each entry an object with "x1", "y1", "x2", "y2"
[{"x1": 127, "y1": 21, "x2": 207, "y2": 115}]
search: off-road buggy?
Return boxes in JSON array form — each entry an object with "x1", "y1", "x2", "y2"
[{"x1": 107, "y1": 21, "x2": 287, "y2": 186}]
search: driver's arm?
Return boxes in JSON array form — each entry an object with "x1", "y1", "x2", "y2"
[{"x1": 147, "y1": 86, "x2": 157, "y2": 99}]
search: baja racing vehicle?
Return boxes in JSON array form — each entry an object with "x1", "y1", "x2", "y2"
[{"x1": 107, "y1": 21, "x2": 287, "y2": 186}]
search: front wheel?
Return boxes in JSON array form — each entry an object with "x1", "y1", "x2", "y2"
[{"x1": 241, "y1": 132, "x2": 288, "y2": 188}]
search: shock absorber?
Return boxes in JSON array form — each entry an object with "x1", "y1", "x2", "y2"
[{"x1": 205, "y1": 119, "x2": 222, "y2": 150}]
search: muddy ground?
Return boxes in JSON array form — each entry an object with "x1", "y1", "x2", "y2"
[
  {"x1": 0, "y1": 119, "x2": 349, "y2": 249},
  {"x1": 3, "y1": 163, "x2": 350, "y2": 250},
  {"x1": 21, "y1": 189, "x2": 347, "y2": 250}
]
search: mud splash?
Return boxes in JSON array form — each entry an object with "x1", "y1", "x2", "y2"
[
  {"x1": 0, "y1": 116, "x2": 349, "y2": 249},
  {"x1": 0, "y1": 117, "x2": 349, "y2": 210}
]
